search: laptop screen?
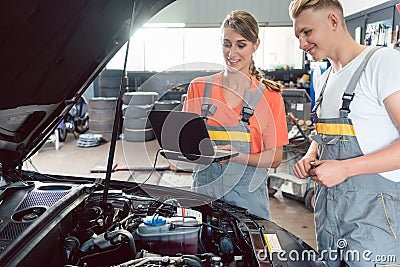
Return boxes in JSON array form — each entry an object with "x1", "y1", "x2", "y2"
[{"x1": 148, "y1": 110, "x2": 214, "y2": 156}]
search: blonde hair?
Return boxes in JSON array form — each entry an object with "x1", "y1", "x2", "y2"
[
  {"x1": 222, "y1": 11, "x2": 282, "y2": 92},
  {"x1": 289, "y1": 0, "x2": 344, "y2": 21}
]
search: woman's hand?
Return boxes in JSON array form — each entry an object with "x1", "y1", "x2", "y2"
[
  {"x1": 215, "y1": 144, "x2": 237, "y2": 164},
  {"x1": 215, "y1": 145, "x2": 283, "y2": 169}
]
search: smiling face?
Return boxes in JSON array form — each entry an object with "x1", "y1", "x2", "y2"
[
  {"x1": 222, "y1": 27, "x2": 259, "y2": 74},
  {"x1": 294, "y1": 8, "x2": 335, "y2": 61}
]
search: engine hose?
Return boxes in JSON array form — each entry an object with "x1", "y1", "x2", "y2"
[
  {"x1": 182, "y1": 257, "x2": 202, "y2": 267},
  {"x1": 108, "y1": 229, "x2": 136, "y2": 257},
  {"x1": 182, "y1": 255, "x2": 202, "y2": 265},
  {"x1": 80, "y1": 229, "x2": 136, "y2": 257}
]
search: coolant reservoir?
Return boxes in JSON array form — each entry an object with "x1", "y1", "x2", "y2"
[{"x1": 135, "y1": 215, "x2": 200, "y2": 255}]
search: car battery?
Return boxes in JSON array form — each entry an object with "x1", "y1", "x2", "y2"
[{"x1": 135, "y1": 215, "x2": 200, "y2": 255}]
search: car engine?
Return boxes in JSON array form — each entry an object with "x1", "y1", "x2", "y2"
[
  {"x1": 0, "y1": 178, "x2": 267, "y2": 267},
  {"x1": 63, "y1": 189, "x2": 258, "y2": 267}
]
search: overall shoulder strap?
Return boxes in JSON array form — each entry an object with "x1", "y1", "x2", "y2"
[
  {"x1": 201, "y1": 75, "x2": 217, "y2": 118},
  {"x1": 310, "y1": 67, "x2": 332, "y2": 121},
  {"x1": 340, "y1": 46, "x2": 382, "y2": 117},
  {"x1": 240, "y1": 78, "x2": 267, "y2": 125}
]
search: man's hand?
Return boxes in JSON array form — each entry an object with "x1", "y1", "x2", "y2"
[
  {"x1": 293, "y1": 156, "x2": 316, "y2": 179},
  {"x1": 309, "y1": 160, "x2": 349, "y2": 187}
]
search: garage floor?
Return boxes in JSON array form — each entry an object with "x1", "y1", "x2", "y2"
[{"x1": 23, "y1": 132, "x2": 317, "y2": 249}]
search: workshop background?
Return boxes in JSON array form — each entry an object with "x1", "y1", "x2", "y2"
[{"x1": 24, "y1": 0, "x2": 400, "y2": 250}]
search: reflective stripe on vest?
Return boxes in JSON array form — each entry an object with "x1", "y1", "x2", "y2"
[
  {"x1": 315, "y1": 123, "x2": 356, "y2": 136},
  {"x1": 208, "y1": 130, "x2": 251, "y2": 142}
]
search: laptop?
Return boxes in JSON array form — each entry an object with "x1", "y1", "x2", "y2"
[{"x1": 148, "y1": 110, "x2": 239, "y2": 165}]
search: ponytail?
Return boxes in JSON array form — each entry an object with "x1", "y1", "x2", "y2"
[{"x1": 249, "y1": 59, "x2": 282, "y2": 92}]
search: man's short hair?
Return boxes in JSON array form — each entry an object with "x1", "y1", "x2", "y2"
[{"x1": 289, "y1": 0, "x2": 344, "y2": 20}]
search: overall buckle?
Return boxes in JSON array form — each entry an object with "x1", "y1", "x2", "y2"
[
  {"x1": 339, "y1": 93, "x2": 355, "y2": 113},
  {"x1": 201, "y1": 103, "x2": 217, "y2": 118},
  {"x1": 240, "y1": 106, "x2": 254, "y2": 125}
]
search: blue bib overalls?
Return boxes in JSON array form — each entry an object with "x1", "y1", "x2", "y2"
[
  {"x1": 192, "y1": 75, "x2": 271, "y2": 220},
  {"x1": 312, "y1": 47, "x2": 400, "y2": 266}
]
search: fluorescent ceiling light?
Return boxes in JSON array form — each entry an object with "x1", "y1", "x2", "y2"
[{"x1": 143, "y1": 23, "x2": 186, "y2": 28}]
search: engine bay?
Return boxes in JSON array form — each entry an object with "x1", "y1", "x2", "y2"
[
  {"x1": 64, "y1": 189, "x2": 259, "y2": 266},
  {"x1": 0, "y1": 178, "x2": 268, "y2": 267}
]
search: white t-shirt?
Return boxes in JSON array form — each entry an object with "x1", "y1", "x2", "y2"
[{"x1": 315, "y1": 46, "x2": 400, "y2": 182}]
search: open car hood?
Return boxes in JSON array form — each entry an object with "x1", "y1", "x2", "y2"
[{"x1": 0, "y1": 0, "x2": 175, "y2": 170}]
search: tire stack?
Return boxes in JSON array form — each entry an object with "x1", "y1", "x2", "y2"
[
  {"x1": 88, "y1": 97, "x2": 118, "y2": 141},
  {"x1": 123, "y1": 92, "x2": 159, "y2": 142},
  {"x1": 98, "y1": 70, "x2": 122, "y2": 97}
]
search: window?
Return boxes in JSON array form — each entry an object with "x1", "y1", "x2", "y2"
[{"x1": 106, "y1": 27, "x2": 303, "y2": 71}]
